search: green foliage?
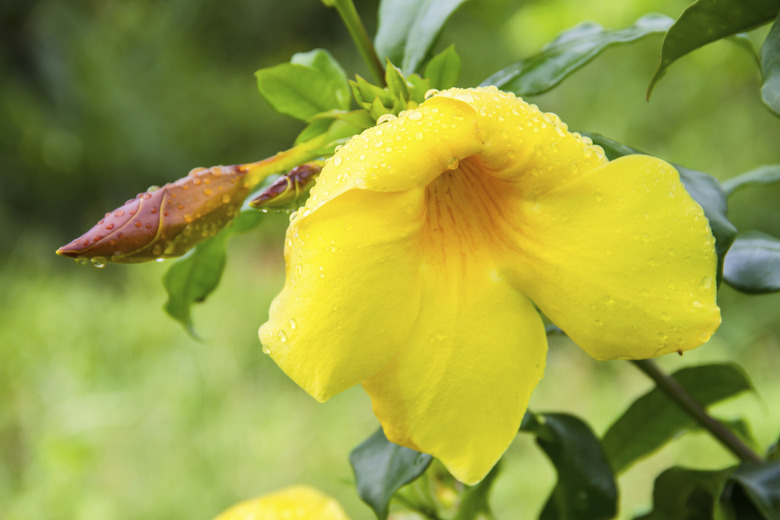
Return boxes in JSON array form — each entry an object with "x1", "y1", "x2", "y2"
[
  {"x1": 424, "y1": 45, "x2": 462, "y2": 89},
  {"x1": 163, "y1": 209, "x2": 264, "y2": 336},
  {"x1": 483, "y1": 14, "x2": 672, "y2": 96},
  {"x1": 602, "y1": 364, "x2": 753, "y2": 474},
  {"x1": 255, "y1": 49, "x2": 351, "y2": 121},
  {"x1": 636, "y1": 466, "x2": 734, "y2": 520},
  {"x1": 349, "y1": 428, "x2": 433, "y2": 519},
  {"x1": 452, "y1": 464, "x2": 501, "y2": 520},
  {"x1": 729, "y1": 462, "x2": 780, "y2": 519},
  {"x1": 648, "y1": 0, "x2": 780, "y2": 101},
  {"x1": 761, "y1": 16, "x2": 780, "y2": 114},
  {"x1": 522, "y1": 413, "x2": 618, "y2": 520},
  {"x1": 375, "y1": 0, "x2": 470, "y2": 74},
  {"x1": 723, "y1": 232, "x2": 780, "y2": 293},
  {"x1": 722, "y1": 164, "x2": 780, "y2": 196}
]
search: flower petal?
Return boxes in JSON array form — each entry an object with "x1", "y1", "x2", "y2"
[
  {"x1": 362, "y1": 264, "x2": 547, "y2": 485},
  {"x1": 213, "y1": 485, "x2": 350, "y2": 520},
  {"x1": 259, "y1": 188, "x2": 425, "y2": 402},
  {"x1": 506, "y1": 154, "x2": 721, "y2": 360}
]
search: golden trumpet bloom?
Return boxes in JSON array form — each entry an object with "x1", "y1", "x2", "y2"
[
  {"x1": 213, "y1": 485, "x2": 349, "y2": 520},
  {"x1": 259, "y1": 87, "x2": 721, "y2": 484}
]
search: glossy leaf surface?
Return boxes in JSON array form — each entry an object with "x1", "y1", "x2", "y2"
[
  {"x1": 256, "y1": 50, "x2": 351, "y2": 121},
  {"x1": 636, "y1": 466, "x2": 734, "y2": 520},
  {"x1": 522, "y1": 413, "x2": 617, "y2": 520},
  {"x1": 722, "y1": 164, "x2": 780, "y2": 196},
  {"x1": 483, "y1": 14, "x2": 672, "y2": 96},
  {"x1": 603, "y1": 364, "x2": 753, "y2": 474},
  {"x1": 648, "y1": 0, "x2": 780, "y2": 97},
  {"x1": 375, "y1": 0, "x2": 469, "y2": 73},
  {"x1": 730, "y1": 461, "x2": 780, "y2": 519},
  {"x1": 424, "y1": 44, "x2": 461, "y2": 89},
  {"x1": 723, "y1": 232, "x2": 780, "y2": 293},
  {"x1": 163, "y1": 208, "x2": 264, "y2": 336},
  {"x1": 762, "y1": 15, "x2": 780, "y2": 115},
  {"x1": 349, "y1": 428, "x2": 432, "y2": 519}
]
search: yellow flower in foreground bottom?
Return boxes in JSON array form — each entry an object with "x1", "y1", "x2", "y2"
[
  {"x1": 213, "y1": 485, "x2": 350, "y2": 520},
  {"x1": 259, "y1": 87, "x2": 721, "y2": 484}
]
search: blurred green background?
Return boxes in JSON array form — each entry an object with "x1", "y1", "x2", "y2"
[{"x1": 1, "y1": 0, "x2": 779, "y2": 518}]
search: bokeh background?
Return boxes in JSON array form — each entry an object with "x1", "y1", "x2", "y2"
[{"x1": 1, "y1": 0, "x2": 778, "y2": 518}]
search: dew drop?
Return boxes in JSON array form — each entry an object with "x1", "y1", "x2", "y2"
[
  {"x1": 446, "y1": 157, "x2": 459, "y2": 170},
  {"x1": 288, "y1": 318, "x2": 297, "y2": 330},
  {"x1": 376, "y1": 113, "x2": 396, "y2": 125},
  {"x1": 356, "y1": 178, "x2": 367, "y2": 188},
  {"x1": 333, "y1": 156, "x2": 343, "y2": 166},
  {"x1": 90, "y1": 257, "x2": 106, "y2": 269},
  {"x1": 407, "y1": 110, "x2": 422, "y2": 121},
  {"x1": 262, "y1": 345, "x2": 271, "y2": 355},
  {"x1": 203, "y1": 188, "x2": 213, "y2": 196},
  {"x1": 75, "y1": 257, "x2": 88, "y2": 266},
  {"x1": 424, "y1": 89, "x2": 439, "y2": 100},
  {"x1": 278, "y1": 331, "x2": 287, "y2": 343}
]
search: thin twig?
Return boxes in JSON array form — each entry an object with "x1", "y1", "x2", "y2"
[{"x1": 631, "y1": 359, "x2": 764, "y2": 464}]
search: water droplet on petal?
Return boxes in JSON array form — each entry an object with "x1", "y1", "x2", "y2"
[
  {"x1": 424, "y1": 89, "x2": 439, "y2": 100},
  {"x1": 333, "y1": 156, "x2": 343, "y2": 166},
  {"x1": 90, "y1": 257, "x2": 106, "y2": 269},
  {"x1": 446, "y1": 157, "x2": 459, "y2": 170},
  {"x1": 288, "y1": 318, "x2": 297, "y2": 330},
  {"x1": 75, "y1": 257, "x2": 88, "y2": 266},
  {"x1": 407, "y1": 110, "x2": 422, "y2": 121},
  {"x1": 376, "y1": 114, "x2": 396, "y2": 125},
  {"x1": 262, "y1": 345, "x2": 271, "y2": 355},
  {"x1": 278, "y1": 331, "x2": 287, "y2": 343}
]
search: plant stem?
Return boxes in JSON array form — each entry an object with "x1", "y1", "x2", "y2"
[
  {"x1": 632, "y1": 359, "x2": 764, "y2": 464},
  {"x1": 325, "y1": 0, "x2": 385, "y2": 84}
]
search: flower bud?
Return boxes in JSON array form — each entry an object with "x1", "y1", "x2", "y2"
[
  {"x1": 57, "y1": 164, "x2": 253, "y2": 264},
  {"x1": 249, "y1": 162, "x2": 322, "y2": 211}
]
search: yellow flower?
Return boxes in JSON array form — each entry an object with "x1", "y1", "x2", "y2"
[
  {"x1": 259, "y1": 87, "x2": 721, "y2": 484},
  {"x1": 213, "y1": 485, "x2": 350, "y2": 520}
]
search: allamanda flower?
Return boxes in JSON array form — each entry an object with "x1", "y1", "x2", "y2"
[
  {"x1": 213, "y1": 485, "x2": 349, "y2": 520},
  {"x1": 259, "y1": 86, "x2": 721, "y2": 485}
]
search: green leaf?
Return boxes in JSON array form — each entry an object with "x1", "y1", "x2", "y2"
[
  {"x1": 294, "y1": 109, "x2": 375, "y2": 145},
  {"x1": 163, "y1": 209, "x2": 263, "y2": 337},
  {"x1": 635, "y1": 466, "x2": 734, "y2": 520},
  {"x1": 291, "y1": 49, "x2": 351, "y2": 110},
  {"x1": 350, "y1": 75, "x2": 395, "y2": 109},
  {"x1": 384, "y1": 61, "x2": 411, "y2": 101},
  {"x1": 349, "y1": 428, "x2": 433, "y2": 519},
  {"x1": 424, "y1": 44, "x2": 461, "y2": 89},
  {"x1": 722, "y1": 164, "x2": 780, "y2": 196},
  {"x1": 482, "y1": 14, "x2": 672, "y2": 96},
  {"x1": 723, "y1": 232, "x2": 780, "y2": 293},
  {"x1": 730, "y1": 462, "x2": 780, "y2": 519},
  {"x1": 375, "y1": 0, "x2": 469, "y2": 74},
  {"x1": 587, "y1": 133, "x2": 738, "y2": 281},
  {"x1": 522, "y1": 413, "x2": 618, "y2": 520},
  {"x1": 648, "y1": 0, "x2": 780, "y2": 98},
  {"x1": 256, "y1": 58, "x2": 350, "y2": 121},
  {"x1": 762, "y1": 16, "x2": 780, "y2": 115},
  {"x1": 453, "y1": 463, "x2": 500, "y2": 520},
  {"x1": 603, "y1": 364, "x2": 753, "y2": 474}
]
